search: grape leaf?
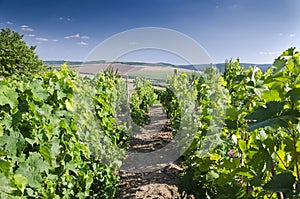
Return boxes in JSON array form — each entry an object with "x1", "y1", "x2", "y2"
[
  {"x1": 264, "y1": 172, "x2": 295, "y2": 193},
  {"x1": 0, "y1": 173, "x2": 17, "y2": 194},
  {"x1": 14, "y1": 174, "x2": 27, "y2": 193},
  {"x1": 246, "y1": 101, "x2": 285, "y2": 122},
  {"x1": 287, "y1": 88, "x2": 300, "y2": 103},
  {"x1": 30, "y1": 79, "x2": 49, "y2": 101},
  {"x1": 0, "y1": 84, "x2": 18, "y2": 109},
  {"x1": 16, "y1": 152, "x2": 49, "y2": 188}
]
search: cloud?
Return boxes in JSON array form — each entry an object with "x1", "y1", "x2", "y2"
[
  {"x1": 81, "y1": 35, "x2": 89, "y2": 39},
  {"x1": 65, "y1": 33, "x2": 80, "y2": 39},
  {"x1": 58, "y1": 16, "x2": 72, "y2": 21},
  {"x1": 52, "y1": 39, "x2": 58, "y2": 42},
  {"x1": 36, "y1": 37, "x2": 48, "y2": 41},
  {"x1": 289, "y1": 34, "x2": 296, "y2": 37},
  {"x1": 26, "y1": 34, "x2": 36, "y2": 37},
  {"x1": 6, "y1": 21, "x2": 13, "y2": 25},
  {"x1": 65, "y1": 33, "x2": 90, "y2": 40},
  {"x1": 77, "y1": 41, "x2": 88, "y2": 46},
  {"x1": 259, "y1": 51, "x2": 280, "y2": 55},
  {"x1": 278, "y1": 33, "x2": 283, "y2": 36},
  {"x1": 20, "y1": 25, "x2": 34, "y2": 31}
]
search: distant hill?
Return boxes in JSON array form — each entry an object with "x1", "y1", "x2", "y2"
[{"x1": 44, "y1": 60, "x2": 272, "y2": 72}]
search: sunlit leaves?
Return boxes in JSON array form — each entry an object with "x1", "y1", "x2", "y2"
[
  {"x1": 30, "y1": 79, "x2": 49, "y2": 102},
  {"x1": 0, "y1": 83, "x2": 18, "y2": 109},
  {"x1": 15, "y1": 152, "x2": 48, "y2": 188},
  {"x1": 180, "y1": 48, "x2": 300, "y2": 198},
  {"x1": 13, "y1": 174, "x2": 27, "y2": 194},
  {"x1": 130, "y1": 77, "x2": 157, "y2": 126},
  {"x1": 0, "y1": 65, "x2": 127, "y2": 198}
]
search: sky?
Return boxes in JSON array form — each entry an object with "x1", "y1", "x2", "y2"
[{"x1": 0, "y1": 0, "x2": 299, "y2": 64}]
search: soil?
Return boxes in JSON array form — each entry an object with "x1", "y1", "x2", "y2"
[{"x1": 116, "y1": 104, "x2": 194, "y2": 199}]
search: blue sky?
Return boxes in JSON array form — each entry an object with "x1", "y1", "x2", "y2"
[{"x1": 0, "y1": 0, "x2": 299, "y2": 64}]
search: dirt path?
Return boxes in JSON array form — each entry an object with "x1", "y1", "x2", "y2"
[{"x1": 116, "y1": 104, "x2": 191, "y2": 199}]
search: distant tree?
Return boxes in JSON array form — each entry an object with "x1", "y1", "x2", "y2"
[{"x1": 0, "y1": 28, "x2": 44, "y2": 77}]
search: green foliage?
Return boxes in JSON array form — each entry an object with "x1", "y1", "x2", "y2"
[
  {"x1": 0, "y1": 28, "x2": 44, "y2": 77},
  {"x1": 0, "y1": 64, "x2": 128, "y2": 198},
  {"x1": 130, "y1": 77, "x2": 157, "y2": 126},
  {"x1": 175, "y1": 48, "x2": 300, "y2": 198}
]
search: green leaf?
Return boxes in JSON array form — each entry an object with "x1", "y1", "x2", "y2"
[
  {"x1": 287, "y1": 88, "x2": 300, "y2": 103},
  {"x1": 246, "y1": 101, "x2": 285, "y2": 121},
  {"x1": 0, "y1": 84, "x2": 18, "y2": 109},
  {"x1": 272, "y1": 58, "x2": 286, "y2": 74},
  {"x1": 206, "y1": 170, "x2": 219, "y2": 181},
  {"x1": 66, "y1": 100, "x2": 74, "y2": 111},
  {"x1": 248, "y1": 115, "x2": 297, "y2": 131},
  {"x1": 1, "y1": 131, "x2": 19, "y2": 156},
  {"x1": 39, "y1": 145, "x2": 51, "y2": 165},
  {"x1": 0, "y1": 126, "x2": 3, "y2": 137},
  {"x1": 238, "y1": 140, "x2": 247, "y2": 154},
  {"x1": 281, "y1": 47, "x2": 296, "y2": 56},
  {"x1": 246, "y1": 102, "x2": 300, "y2": 131},
  {"x1": 0, "y1": 159, "x2": 10, "y2": 174},
  {"x1": 39, "y1": 138, "x2": 60, "y2": 166},
  {"x1": 30, "y1": 79, "x2": 49, "y2": 101},
  {"x1": 235, "y1": 167, "x2": 254, "y2": 178},
  {"x1": 296, "y1": 181, "x2": 300, "y2": 195},
  {"x1": 0, "y1": 149, "x2": 9, "y2": 156},
  {"x1": 14, "y1": 174, "x2": 27, "y2": 193},
  {"x1": 264, "y1": 172, "x2": 295, "y2": 193},
  {"x1": 262, "y1": 90, "x2": 281, "y2": 102},
  {"x1": 0, "y1": 173, "x2": 17, "y2": 194},
  {"x1": 226, "y1": 107, "x2": 239, "y2": 120},
  {"x1": 16, "y1": 152, "x2": 49, "y2": 188}
]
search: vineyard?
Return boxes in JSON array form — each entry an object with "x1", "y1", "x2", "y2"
[{"x1": 1, "y1": 28, "x2": 300, "y2": 198}]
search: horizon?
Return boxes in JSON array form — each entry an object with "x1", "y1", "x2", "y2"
[
  {"x1": 1, "y1": 0, "x2": 299, "y2": 64},
  {"x1": 43, "y1": 59, "x2": 273, "y2": 66}
]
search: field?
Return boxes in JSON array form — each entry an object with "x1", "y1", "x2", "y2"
[{"x1": 69, "y1": 62, "x2": 199, "y2": 88}]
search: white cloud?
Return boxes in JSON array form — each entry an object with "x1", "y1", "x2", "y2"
[
  {"x1": 77, "y1": 41, "x2": 88, "y2": 46},
  {"x1": 52, "y1": 39, "x2": 58, "y2": 42},
  {"x1": 36, "y1": 37, "x2": 48, "y2": 41},
  {"x1": 259, "y1": 51, "x2": 280, "y2": 55},
  {"x1": 81, "y1": 35, "x2": 89, "y2": 39},
  {"x1": 65, "y1": 33, "x2": 80, "y2": 39},
  {"x1": 26, "y1": 34, "x2": 35, "y2": 37},
  {"x1": 20, "y1": 25, "x2": 34, "y2": 31},
  {"x1": 65, "y1": 33, "x2": 90, "y2": 40},
  {"x1": 278, "y1": 33, "x2": 283, "y2": 36},
  {"x1": 289, "y1": 34, "x2": 296, "y2": 37},
  {"x1": 6, "y1": 21, "x2": 13, "y2": 25},
  {"x1": 58, "y1": 16, "x2": 72, "y2": 21}
]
